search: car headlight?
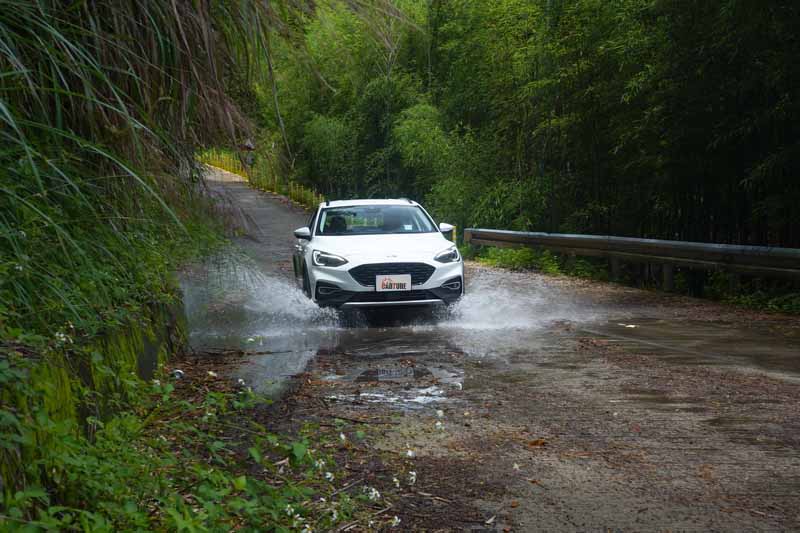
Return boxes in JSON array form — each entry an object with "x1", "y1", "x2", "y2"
[
  {"x1": 434, "y1": 246, "x2": 460, "y2": 263},
  {"x1": 312, "y1": 250, "x2": 348, "y2": 267}
]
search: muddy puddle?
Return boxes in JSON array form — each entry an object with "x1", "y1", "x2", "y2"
[
  {"x1": 180, "y1": 253, "x2": 602, "y2": 399},
  {"x1": 180, "y1": 249, "x2": 799, "y2": 406}
]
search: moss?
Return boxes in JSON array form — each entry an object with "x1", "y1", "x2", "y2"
[{"x1": 1, "y1": 298, "x2": 188, "y2": 494}]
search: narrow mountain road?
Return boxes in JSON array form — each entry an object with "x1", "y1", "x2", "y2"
[{"x1": 181, "y1": 167, "x2": 800, "y2": 531}]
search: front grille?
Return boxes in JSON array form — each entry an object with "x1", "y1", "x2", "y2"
[
  {"x1": 348, "y1": 290, "x2": 435, "y2": 303},
  {"x1": 348, "y1": 263, "x2": 435, "y2": 287}
]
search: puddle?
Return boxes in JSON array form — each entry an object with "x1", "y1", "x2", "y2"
[
  {"x1": 328, "y1": 385, "x2": 450, "y2": 409},
  {"x1": 356, "y1": 366, "x2": 432, "y2": 382},
  {"x1": 617, "y1": 386, "x2": 707, "y2": 413},
  {"x1": 586, "y1": 318, "x2": 800, "y2": 379},
  {"x1": 180, "y1": 237, "x2": 799, "y2": 407},
  {"x1": 180, "y1": 253, "x2": 599, "y2": 400}
]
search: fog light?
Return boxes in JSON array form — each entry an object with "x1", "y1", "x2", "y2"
[
  {"x1": 442, "y1": 280, "x2": 461, "y2": 291},
  {"x1": 317, "y1": 284, "x2": 341, "y2": 295}
]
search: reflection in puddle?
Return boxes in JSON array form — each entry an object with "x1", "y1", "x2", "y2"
[{"x1": 328, "y1": 386, "x2": 450, "y2": 409}]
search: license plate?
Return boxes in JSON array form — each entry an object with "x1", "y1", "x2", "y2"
[{"x1": 375, "y1": 274, "x2": 411, "y2": 291}]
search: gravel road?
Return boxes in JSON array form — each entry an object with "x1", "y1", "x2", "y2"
[{"x1": 181, "y1": 167, "x2": 800, "y2": 531}]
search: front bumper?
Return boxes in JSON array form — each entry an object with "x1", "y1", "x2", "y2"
[{"x1": 310, "y1": 260, "x2": 464, "y2": 308}]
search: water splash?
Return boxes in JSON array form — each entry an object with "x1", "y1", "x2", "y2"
[
  {"x1": 429, "y1": 269, "x2": 599, "y2": 357},
  {"x1": 180, "y1": 249, "x2": 337, "y2": 350},
  {"x1": 447, "y1": 270, "x2": 596, "y2": 329}
]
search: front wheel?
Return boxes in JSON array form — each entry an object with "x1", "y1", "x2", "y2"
[{"x1": 302, "y1": 265, "x2": 312, "y2": 299}]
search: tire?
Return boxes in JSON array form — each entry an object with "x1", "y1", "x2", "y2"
[{"x1": 302, "y1": 265, "x2": 312, "y2": 299}]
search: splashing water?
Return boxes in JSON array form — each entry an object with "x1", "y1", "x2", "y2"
[
  {"x1": 424, "y1": 269, "x2": 600, "y2": 357},
  {"x1": 447, "y1": 270, "x2": 596, "y2": 329},
  {"x1": 180, "y1": 249, "x2": 603, "y2": 394},
  {"x1": 180, "y1": 250, "x2": 338, "y2": 351}
]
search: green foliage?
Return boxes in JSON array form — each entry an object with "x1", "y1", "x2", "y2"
[
  {"x1": 477, "y1": 247, "x2": 560, "y2": 274},
  {"x1": 261, "y1": 0, "x2": 800, "y2": 251},
  {"x1": 707, "y1": 272, "x2": 800, "y2": 315},
  {"x1": 0, "y1": 350, "x2": 355, "y2": 531},
  {"x1": 0, "y1": 0, "x2": 285, "y2": 338},
  {"x1": 303, "y1": 114, "x2": 360, "y2": 196}
]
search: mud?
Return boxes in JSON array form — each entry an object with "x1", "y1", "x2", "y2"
[{"x1": 181, "y1": 167, "x2": 800, "y2": 531}]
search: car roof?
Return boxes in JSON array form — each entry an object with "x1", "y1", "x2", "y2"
[{"x1": 318, "y1": 199, "x2": 419, "y2": 208}]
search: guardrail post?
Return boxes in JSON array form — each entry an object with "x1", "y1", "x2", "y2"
[
  {"x1": 728, "y1": 272, "x2": 741, "y2": 294},
  {"x1": 662, "y1": 263, "x2": 675, "y2": 292},
  {"x1": 610, "y1": 256, "x2": 621, "y2": 281},
  {"x1": 565, "y1": 252, "x2": 576, "y2": 272}
]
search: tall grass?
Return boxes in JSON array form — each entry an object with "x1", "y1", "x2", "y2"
[
  {"x1": 0, "y1": 0, "x2": 308, "y2": 514},
  {"x1": 0, "y1": 0, "x2": 290, "y2": 336}
]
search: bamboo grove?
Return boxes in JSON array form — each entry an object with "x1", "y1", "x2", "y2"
[{"x1": 260, "y1": 0, "x2": 800, "y2": 248}]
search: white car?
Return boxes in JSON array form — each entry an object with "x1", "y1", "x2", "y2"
[{"x1": 292, "y1": 199, "x2": 464, "y2": 308}]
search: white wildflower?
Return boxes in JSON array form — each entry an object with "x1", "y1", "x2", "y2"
[
  {"x1": 14, "y1": 264, "x2": 23, "y2": 272},
  {"x1": 393, "y1": 476, "x2": 400, "y2": 488},
  {"x1": 408, "y1": 471, "x2": 417, "y2": 485},
  {"x1": 237, "y1": 378, "x2": 246, "y2": 386},
  {"x1": 18, "y1": 230, "x2": 26, "y2": 238},
  {"x1": 324, "y1": 472, "x2": 334, "y2": 482},
  {"x1": 314, "y1": 459, "x2": 326, "y2": 470},
  {"x1": 390, "y1": 516, "x2": 401, "y2": 527},
  {"x1": 207, "y1": 370, "x2": 218, "y2": 378},
  {"x1": 246, "y1": 337, "x2": 255, "y2": 343},
  {"x1": 152, "y1": 379, "x2": 161, "y2": 386},
  {"x1": 436, "y1": 409, "x2": 444, "y2": 418},
  {"x1": 364, "y1": 486, "x2": 380, "y2": 501},
  {"x1": 513, "y1": 463, "x2": 521, "y2": 471},
  {"x1": 319, "y1": 497, "x2": 326, "y2": 504},
  {"x1": 331, "y1": 509, "x2": 338, "y2": 521},
  {"x1": 339, "y1": 432, "x2": 347, "y2": 443},
  {"x1": 405, "y1": 449, "x2": 415, "y2": 458},
  {"x1": 301, "y1": 525, "x2": 313, "y2": 533},
  {"x1": 284, "y1": 504, "x2": 294, "y2": 516},
  {"x1": 435, "y1": 421, "x2": 444, "y2": 430}
]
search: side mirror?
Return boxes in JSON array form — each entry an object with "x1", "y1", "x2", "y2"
[
  {"x1": 294, "y1": 227, "x2": 311, "y2": 240},
  {"x1": 439, "y1": 222, "x2": 454, "y2": 233}
]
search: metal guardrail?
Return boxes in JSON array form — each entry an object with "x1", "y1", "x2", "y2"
[{"x1": 464, "y1": 228, "x2": 800, "y2": 285}]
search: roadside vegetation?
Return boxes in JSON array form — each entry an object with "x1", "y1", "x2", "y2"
[
  {"x1": 2, "y1": 354, "x2": 379, "y2": 531},
  {"x1": 0, "y1": 1, "x2": 373, "y2": 529}
]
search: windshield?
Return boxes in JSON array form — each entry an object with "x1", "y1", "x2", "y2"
[{"x1": 316, "y1": 205, "x2": 437, "y2": 236}]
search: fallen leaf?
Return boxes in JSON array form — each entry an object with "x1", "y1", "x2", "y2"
[
  {"x1": 528, "y1": 439, "x2": 547, "y2": 447},
  {"x1": 511, "y1": 500, "x2": 519, "y2": 508}
]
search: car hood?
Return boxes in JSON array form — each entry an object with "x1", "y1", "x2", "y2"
[{"x1": 311, "y1": 233, "x2": 454, "y2": 263}]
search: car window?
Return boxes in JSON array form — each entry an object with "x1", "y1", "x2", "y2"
[{"x1": 317, "y1": 205, "x2": 437, "y2": 235}]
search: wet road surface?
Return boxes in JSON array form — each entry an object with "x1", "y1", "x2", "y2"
[{"x1": 181, "y1": 168, "x2": 800, "y2": 530}]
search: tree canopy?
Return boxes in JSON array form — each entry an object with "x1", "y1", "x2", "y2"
[{"x1": 262, "y1": 0, "x2": 800, "y2": 247}]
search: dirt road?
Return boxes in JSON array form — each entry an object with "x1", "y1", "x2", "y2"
[{"x1": 181, "y1": 168, "x2": 800, "y2": 531}]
